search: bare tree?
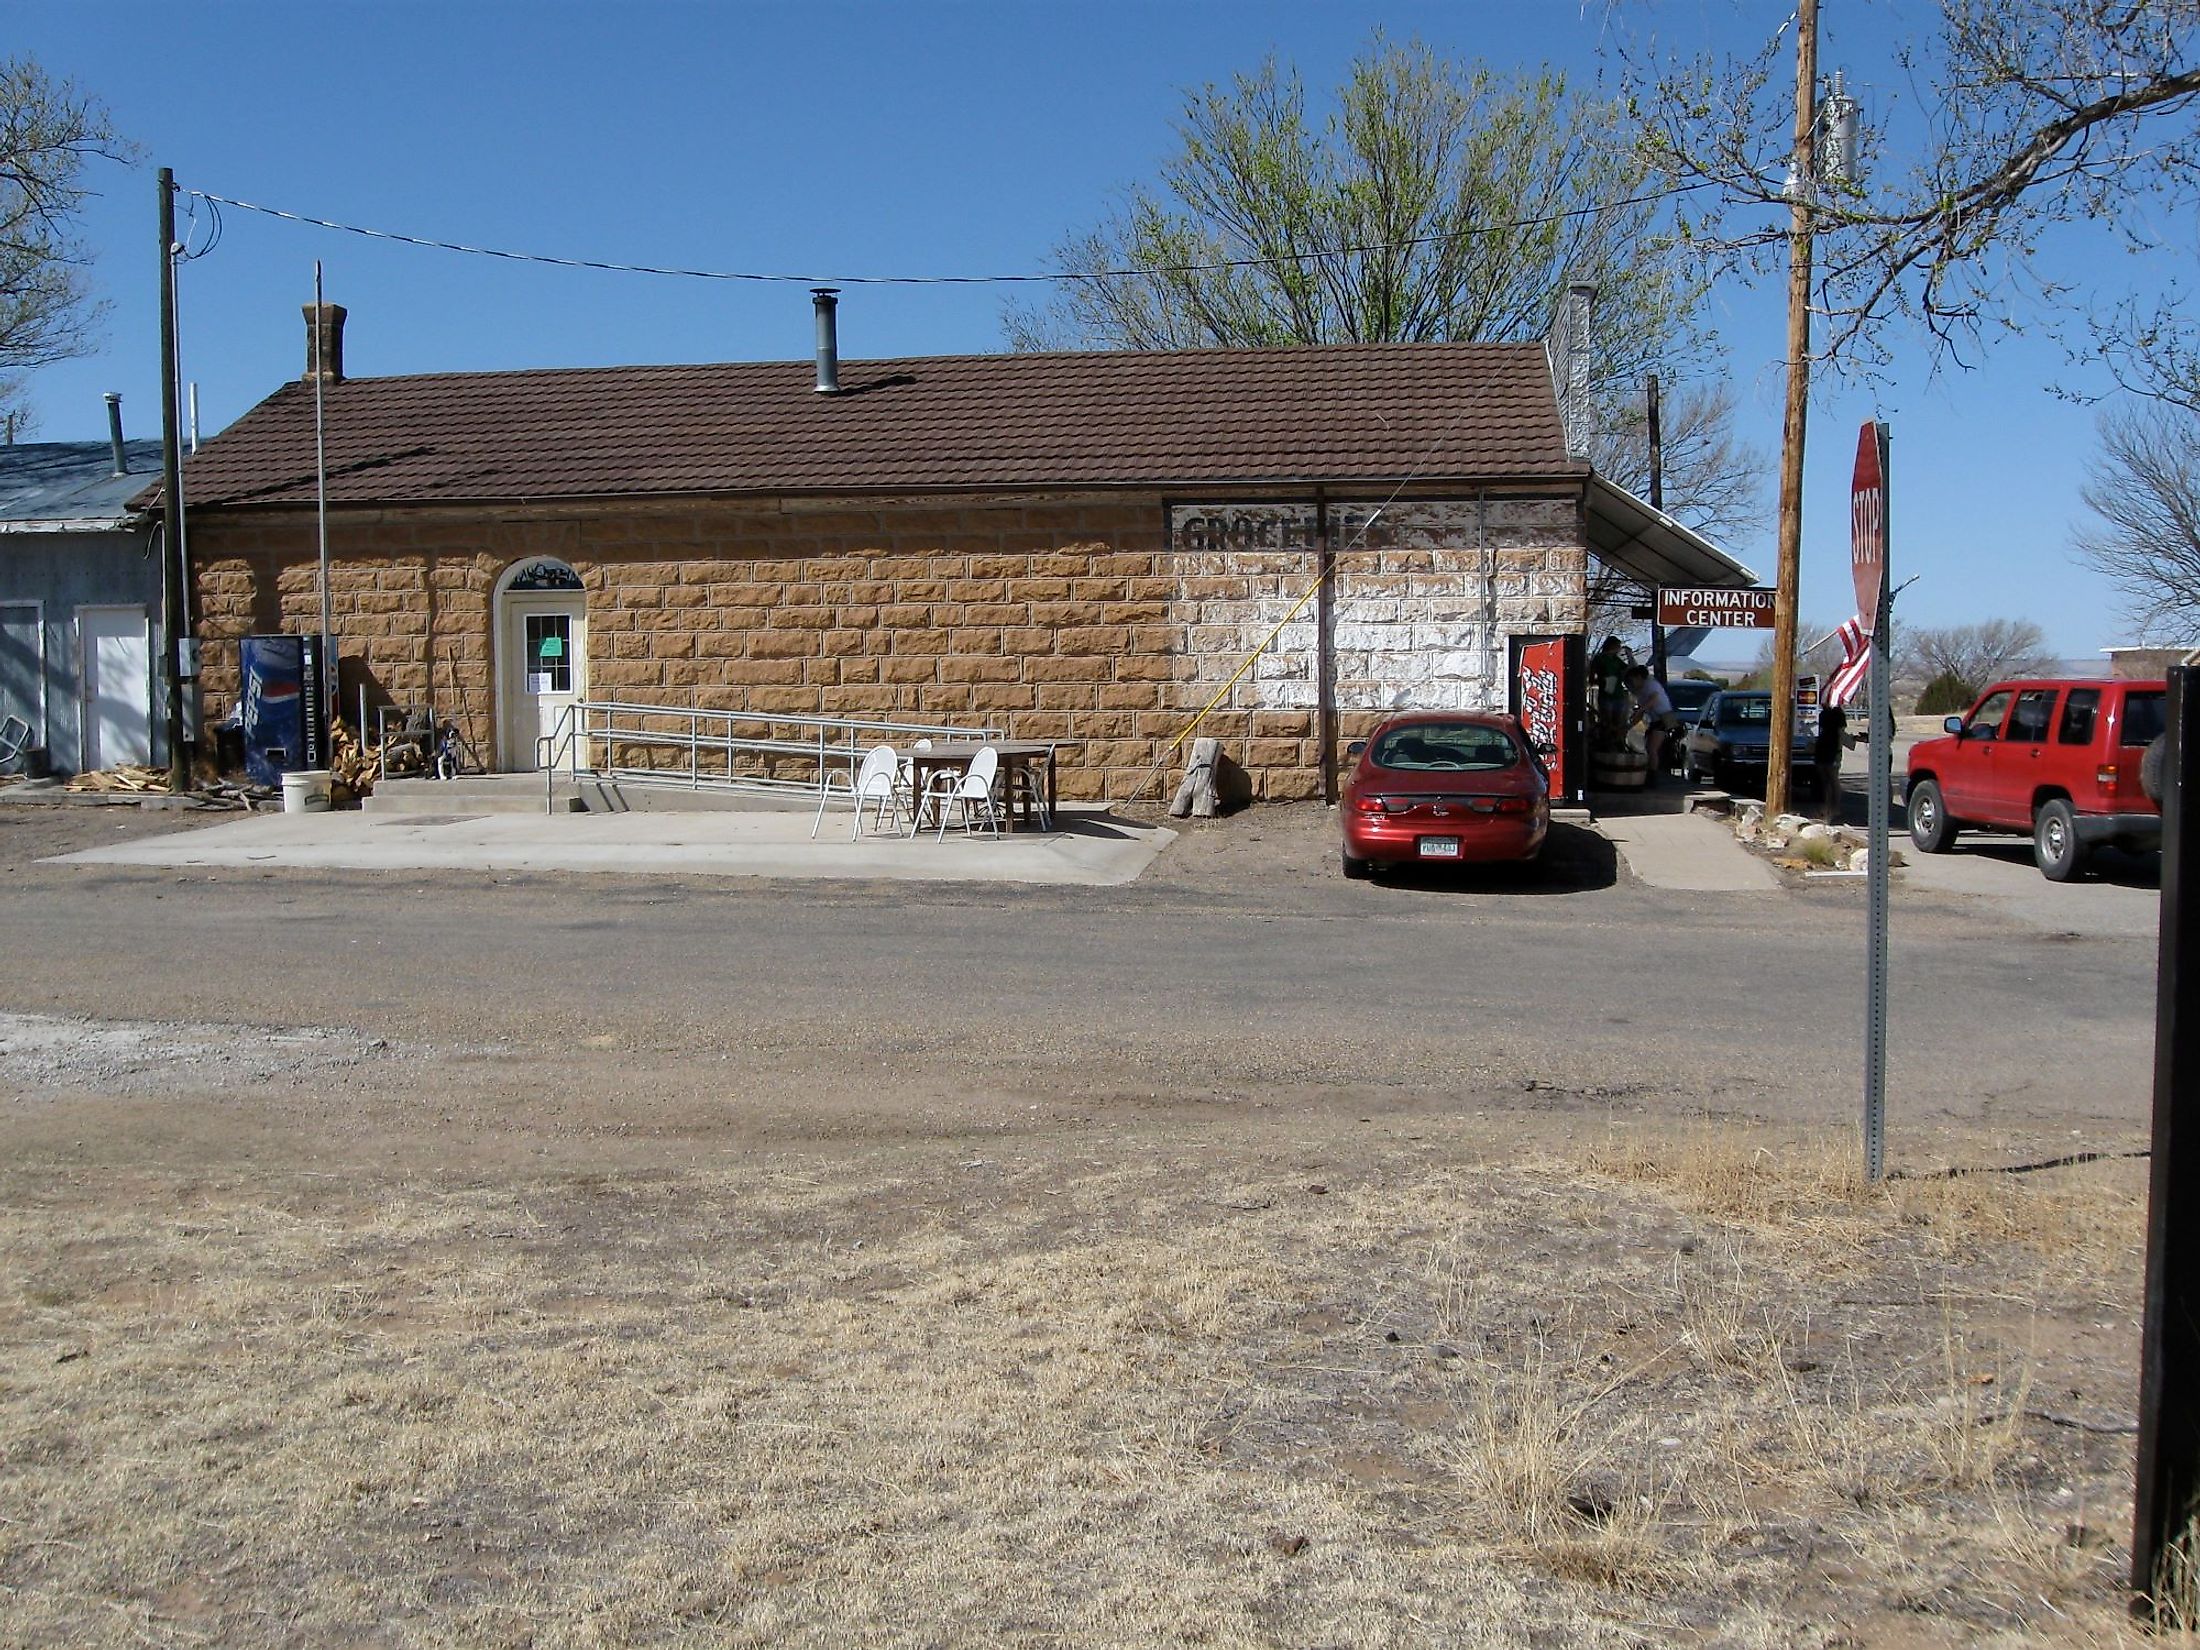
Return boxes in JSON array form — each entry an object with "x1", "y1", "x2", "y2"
[
  {"x1": 1893, "y1": 619, "x2": 2057, "y2": 690},
  {"x1": 2074, "y1": 405, "x2": 2200, "y2": 640},
  {"x1": 0, "y1": 56, "x2": 129, "y2": 426},
  {"x1": 1582, "y1": 379, "x2": 1770, "y2": 650},
  {"x1": 1745, "y1": 616, "x2": 1851, "y2": 688},
  {"x1": 1626, "y1": 4, "x2": 2200, "y2": 372},
  {"x1": 1591, "y1": 379, "x2": 1768, "y2": 549}
]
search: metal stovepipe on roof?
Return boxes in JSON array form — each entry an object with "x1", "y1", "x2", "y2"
[
  {"x1": 313, "y1": 261, "x2": 332, "y2": 730},
  {"x1": 812, "y1": 287, "x2": 841, "y2": 394}
]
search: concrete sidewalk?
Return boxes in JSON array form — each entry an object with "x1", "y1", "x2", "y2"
[
  {"x1": 1588, "y1": 790, "x2": 1782, "y2": 892},
  {"x1": 47, "y1": 802, "x2": 1174, "y2": 886}
]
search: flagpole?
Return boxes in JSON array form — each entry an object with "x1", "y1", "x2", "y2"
[{"x1": 1808, "y1": 577, "x2": 1919, "y2": 660}]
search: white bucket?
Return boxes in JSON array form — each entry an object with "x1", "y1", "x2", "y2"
[{"x1": 281, "y1": 769, "x2": 333, "y2": 814}]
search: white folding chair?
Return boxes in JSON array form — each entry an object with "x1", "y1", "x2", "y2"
[
  {"x1": 1003, "y1": 747, "x2": 1053, "y2": 832},
  {"x1": 923, "y1": 745, "x2": 1002, "y2": 840},
  {"x1": 898, "y1": 738, "x2": 932, "y2": 828},
  {"x1": 0, "y1": 714, "x2": 29, "y2": 769},
  {"x1": 811, "y1": 743, "x2": 904, "y2": 840}
]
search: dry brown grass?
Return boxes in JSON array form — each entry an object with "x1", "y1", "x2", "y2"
[{"x1": 0, "y1": 1123, "x2": 2177, "y2": 1647}]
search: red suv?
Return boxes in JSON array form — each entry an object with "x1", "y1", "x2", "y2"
[{"x1": 1905, "y1": 678, "x2": 2167, "y2": 880}]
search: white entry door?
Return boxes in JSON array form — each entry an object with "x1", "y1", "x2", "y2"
[
  {"x1": 500, "y1": 594, "x2": 586, "y2": 770},
  {"x1": 79, "y1": 606, "x2": 152, "y2": 770}
]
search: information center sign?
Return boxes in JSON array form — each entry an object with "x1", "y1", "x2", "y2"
[{"x1": 1656, "y1": 587, "x2": 1776, "y2": 629}]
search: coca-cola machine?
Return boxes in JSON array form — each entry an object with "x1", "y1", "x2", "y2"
[{"x1": 1507, "y1": 633, "x2": 1586, "y2": 808}]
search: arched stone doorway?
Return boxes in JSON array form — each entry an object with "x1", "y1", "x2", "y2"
[{"x1": 492, "y1": 557, "x2": 587, "y2": 770}]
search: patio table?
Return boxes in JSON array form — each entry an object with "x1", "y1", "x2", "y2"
[{"x1": 906, "y1": 740, "x2": 1066, "y2": 834}]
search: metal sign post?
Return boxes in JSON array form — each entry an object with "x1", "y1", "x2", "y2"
[
  {"x1": 312, "y1": 261, "x2": 334, "y2": 735},
  {"x1": 1851, "y1": 421, "x2": 1891, "y2": 1182},
  {"x1": 2135, "y1": 665, "x2": 2199, "y2": 1620}
]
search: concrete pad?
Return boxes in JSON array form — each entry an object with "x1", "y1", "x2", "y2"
[
  {"x1": 1591, "y1": 806, "x2": 1781, "y2": 891},
  {"x1": 46, "y1": 803, "x2": 1175, "y2": 887}
]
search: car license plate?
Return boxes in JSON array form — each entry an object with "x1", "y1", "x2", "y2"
[{"x1": 1418, "y1": 836, "x2": 1461, "y2": 859}]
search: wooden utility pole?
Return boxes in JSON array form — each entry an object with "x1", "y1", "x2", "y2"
[
  {"x1": 1647, "y1": 373, "x2": 1668, "y2": 684},
  {"x1": 157, "y1": 167, "x2": 188, "y2": 793},
  {"x1": 1767, "y1": 0, "x2": 1820, "y2": 820}
]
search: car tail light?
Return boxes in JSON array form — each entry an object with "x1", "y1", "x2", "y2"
[
  {"x1": 2097, "y1": 763, "x2": 2121, "y2": 793},
  {"x1": 1352, "y1": 793, "x2": 1387, "y2": 815}
]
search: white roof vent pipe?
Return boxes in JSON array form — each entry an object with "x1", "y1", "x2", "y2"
[{"x1": 812, "y1": 287, "x2": 841, "y2": 394}]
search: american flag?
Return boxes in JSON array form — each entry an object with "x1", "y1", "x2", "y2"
[{"x1": 1824, "y1": 616, "x2": 1872, "y2": 709}]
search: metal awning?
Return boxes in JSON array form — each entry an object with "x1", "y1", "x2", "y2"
[{"x1": 1585, "y1": 475, "x2": 1759, "y2": 591}]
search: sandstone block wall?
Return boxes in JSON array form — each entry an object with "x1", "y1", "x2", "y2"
[{"x1": 188, "y1": 490, "x2": 1588, "y2": 802}]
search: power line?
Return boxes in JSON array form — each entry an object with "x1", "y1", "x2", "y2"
[{"x1": 177, "y1": 181, "x2": 1715, "y2": 289}]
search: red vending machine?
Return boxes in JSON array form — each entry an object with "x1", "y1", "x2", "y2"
[{"x1": 1507, "y1": 633, "x2": 1585, "y2": 808}]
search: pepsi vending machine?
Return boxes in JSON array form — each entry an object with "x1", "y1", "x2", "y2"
[{"x1": 239, "y1": 634, "x2": 329, "y2": 787}]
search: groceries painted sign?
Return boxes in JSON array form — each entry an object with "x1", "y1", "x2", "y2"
[
  {"x1": 1656, "y1": 586, "x2": 1777, "y2": 629},
  {"x1": 1167, "y1": 503, "x2": 1398, "y2": 553}
]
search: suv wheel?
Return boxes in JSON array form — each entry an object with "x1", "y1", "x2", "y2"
[
  {"x1": 1908, "y1": 778, "x2": 1956, "y2": 854},
  {"x1": 2034, "y1": 797, "x2": 2086, "y2": 882},
  {"x1": 2141, "y1": 733, "x2": 2167, "y2": 804}
]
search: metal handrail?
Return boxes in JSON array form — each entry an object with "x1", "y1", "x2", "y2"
[{"x1": 541, "y1": 699, "x2": 1003, "y2": 814}]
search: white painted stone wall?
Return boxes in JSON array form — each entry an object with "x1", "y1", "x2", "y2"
[{"x1": 1167, "y1": 498, "x2": 1586, "y2": 718}]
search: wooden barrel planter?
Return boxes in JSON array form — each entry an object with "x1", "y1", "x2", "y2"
[{"x1": 1591, "y1": 748, "x2": 1649, "y2": 790}]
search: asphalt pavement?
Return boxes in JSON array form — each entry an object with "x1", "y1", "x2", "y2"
[{"x1": 0, "y1": 793, "x2": 2165, "y2": 1149}]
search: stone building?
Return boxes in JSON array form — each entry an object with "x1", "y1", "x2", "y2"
[{"x1": 169, "y1": 303, "x2": 1749, "y2": 801}]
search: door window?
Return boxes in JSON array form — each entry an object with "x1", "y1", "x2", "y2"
[
  {"x1": 1965, "y1": 691, "x2": 2013, "y2": 739},
  {"x1": 2057, "y1": 688, "x2": 2100, "y2": 744},
  {"x1": 2006, "y1": 689, "x2": 2055, "y2": 744},
  {"x1": 524, "y1": 614, "x2": 573, "y2": 694}
]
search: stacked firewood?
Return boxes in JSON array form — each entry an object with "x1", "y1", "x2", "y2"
[{"x1": 327, "y1": 720, "x2": 379, "y2": 806}]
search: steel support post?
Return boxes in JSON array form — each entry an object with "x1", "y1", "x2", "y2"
[{"x1": 2135, "y1": 665, "x2": 2200, "y2": 1619}]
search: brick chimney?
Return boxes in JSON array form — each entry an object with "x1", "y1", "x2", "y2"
[{"x1": 303, "y1": 302, "x2": 347, "y2": 384}]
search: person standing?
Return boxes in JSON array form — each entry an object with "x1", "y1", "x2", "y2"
[
  {"x1": 1592, "y1": 636, "x2": 1631, "y2": 743},
  {"x1": 1626, "y1": 665, "x2": 1678, "y2": 780},
  {"x1": 1814, "y1": 703, "x2": 1850, "y2": 822}
]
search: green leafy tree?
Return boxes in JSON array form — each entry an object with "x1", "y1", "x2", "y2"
[
  {"x1": 0, "y1": 55, "x2": 130, "y2": 430},
  {"x1": 1007, "y1": 39, "x2": 1713, "y2": 384}
]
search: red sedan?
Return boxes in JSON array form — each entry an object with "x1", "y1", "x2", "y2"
[{"x1": 1340, "y1": 713, "x2": 1549, "y2": 878}]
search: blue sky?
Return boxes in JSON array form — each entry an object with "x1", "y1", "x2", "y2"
[{"x1": 10, "y1": 0, "x2": 2177, "y2": 656}]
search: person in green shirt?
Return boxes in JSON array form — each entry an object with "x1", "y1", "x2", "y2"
[{"x1": 1591, "y1": 636, "x2": 1632, "y2": 743}]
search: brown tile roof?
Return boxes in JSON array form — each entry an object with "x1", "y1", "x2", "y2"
[{"x1": 172, "y1": 340, "x2": 1578, "y2": 510}]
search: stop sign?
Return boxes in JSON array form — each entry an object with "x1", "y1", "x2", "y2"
[{"x1": 1850, "y1": 421, "x2": 1889, "y2": 632}]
